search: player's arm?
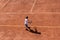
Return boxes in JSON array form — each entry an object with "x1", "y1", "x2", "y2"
[{"x1": 28, "y1": 19, "x2": 32, "y2": 24}]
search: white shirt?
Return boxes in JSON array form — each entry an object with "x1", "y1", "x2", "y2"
[{"x1": 24, "y1": 19, "x2": 28, "y2": 24}]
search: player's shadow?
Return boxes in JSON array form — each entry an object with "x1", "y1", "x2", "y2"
[{"x1": 28, "y1": 28, "x2": 41, "y2": 34}]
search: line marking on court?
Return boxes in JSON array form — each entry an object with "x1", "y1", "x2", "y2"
[
  {"x1": 30, "y1": 0, "x2": 37, "y2": 12},
  {"x1": 0, "y1": 12, "x2": 60, "y2": 14},
  {"x1": 0, "y1": 25, "x2": 60, "y2": 28},
  {"x1": 0, "y1": 0, "x2": 10, "y2": 9}
]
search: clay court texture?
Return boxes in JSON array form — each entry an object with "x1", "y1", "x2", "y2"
[{"x1": 0, "y1": 0, "x2": 60, "y2": 40}]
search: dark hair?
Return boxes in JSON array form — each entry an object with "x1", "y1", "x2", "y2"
[{"x1": 26, "y1": 16, "x2": 28, "y2": 19}]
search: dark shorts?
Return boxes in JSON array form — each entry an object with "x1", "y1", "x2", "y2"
[
  {"x1": 25, "y1": 24, "x2": 28, "y2": 28},
  {"x1": 25, "y1": 24, "x2": 30, "y2": 30}
]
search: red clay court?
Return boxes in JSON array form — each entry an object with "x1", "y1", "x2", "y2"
[{"x1": 0, "y1": 0, "x2": 60, "y2": 40}]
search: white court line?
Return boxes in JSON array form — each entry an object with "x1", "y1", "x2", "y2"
[
  {"x1": 0, "y1": 12, "x2": 60, "y2": 14},
  {"x1": 0, "y1": 25, "x2": 60, "y2": 28},
  {"x1": 30, "y1": 0, "x2": 37, "y2": 12},
  {"x1": 0, "y1": 0, "x2": 10, "y2": 9}
]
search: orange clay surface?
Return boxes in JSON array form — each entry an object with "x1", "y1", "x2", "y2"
[
  {"x1": 0, "y1": 0, "x2": 60, "y2": 40},
  {"x1": 0, "y1": 26, "x2": 60, "y2": 40}
]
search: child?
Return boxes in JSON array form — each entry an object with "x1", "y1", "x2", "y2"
[{"x1": 24, "y1": 16, "x2": 31, "y2": 30}]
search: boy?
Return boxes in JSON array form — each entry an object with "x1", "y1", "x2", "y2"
[{"x1": 24, "y1": 16, "x2": 31, "y2": 30}]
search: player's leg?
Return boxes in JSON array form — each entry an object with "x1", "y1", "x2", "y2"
[{"x1": 25, "y1": 24, "x2": 30, "y2": 30}]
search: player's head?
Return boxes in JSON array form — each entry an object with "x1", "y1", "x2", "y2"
[{"x1": 26, "y1": 16, "x2": 28, "y2": 19}]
